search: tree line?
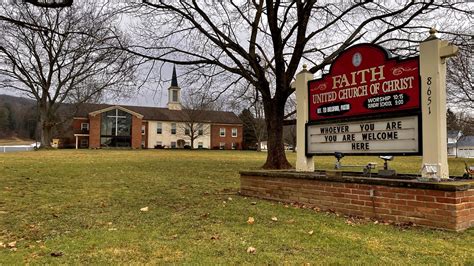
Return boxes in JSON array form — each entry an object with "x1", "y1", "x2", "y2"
[{"x1": 0, "y1": 1, "x2": 472, "y2": 169}]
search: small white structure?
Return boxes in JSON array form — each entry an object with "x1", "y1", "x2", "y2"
[
  {"x1": 259, "y1": 141, "x2": 268, "y2": 151},
  {"x1": 457, "y1": 136, "x2": 474, "y2": 158},
  {"x1": 447, "y1": 130, "x2": 462, "y2": 156}
]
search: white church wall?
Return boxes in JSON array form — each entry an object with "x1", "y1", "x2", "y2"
[{"x1": 147, "y1": 121, "x2": 211, "y2": 149}]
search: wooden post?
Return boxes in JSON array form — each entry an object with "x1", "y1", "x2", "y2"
[
  {"x1": 419, "y1": 28, "x2": 458, "y2": 179},
  {"x1": 295, "y1": 64, "x2": 314, "y2": 172}
]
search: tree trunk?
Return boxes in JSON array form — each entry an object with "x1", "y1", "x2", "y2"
[
  {"x1": 38, "y1": 104, "x2": 53, "y2": 148},
  {"x1": 262, "y1": 99, "x2": 292, "y2": 169}
]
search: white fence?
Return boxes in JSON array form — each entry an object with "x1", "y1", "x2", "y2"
[{"x1": 0, "y1": 143, "x2": 39, "y2": 153}]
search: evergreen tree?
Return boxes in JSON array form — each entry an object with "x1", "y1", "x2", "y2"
[
  {"x1": 446, "y1": 109, "x2": 459, "y2": 131},
  {"x1": 239, "y1": 109, "x2": 257, "y2": 150},
  {"x1": 0, "y1": 107, "x2": 8, "y2": 131},
  {"x1": 5, "y1": 104, "x2": 15, "y2": 131}
]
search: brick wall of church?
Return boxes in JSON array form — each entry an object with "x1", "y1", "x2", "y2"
[
  {"x1": 89, "y1": 115, "x2": 101, "y2": 148},
  {"x1": 210, "y1": 124, "x2": 243, "y2": 150},
  {"x1": 131, "y1": 116, "x2": 143, "y2": 149}
]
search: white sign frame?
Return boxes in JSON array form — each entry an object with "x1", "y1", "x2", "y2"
[{"x1": 306, "y1": 114, "x2": 422, "y2": 156}]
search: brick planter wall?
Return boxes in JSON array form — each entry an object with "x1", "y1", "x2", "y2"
[{"x1": 240, "y1": 171, "x2": 474, "y2": 231}]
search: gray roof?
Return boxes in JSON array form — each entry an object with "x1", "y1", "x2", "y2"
[
  {"x1": 71, "y1": 103, "x2": 242, "y2": 125},
  {"x1": 447, "y1": 130, "x2": 461, "y2": 139},
  {"x1": 458, "y1": 136, "x2": 474, "y2": 147}
]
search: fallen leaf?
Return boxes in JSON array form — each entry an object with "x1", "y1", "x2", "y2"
[
  {"x1": 246, "y1": 246, "x2": 256, "y2": 254},
  {"x1": 373, "y1": 220, "x2": 379, "y2": 224},
  {"x1": 247, "y1": 217, "x2": 255, "y2": 224},
  {"x1": 228, "y1": 197, "x2": 233, "y2": 201},
  {"x1": 171, "y1": 234, "x2": 178, "y2": 239},
  {"x1": 286, "y1": 219, "x2": 295, "y2": 224},
  {"x1": 250, "y1": 202, "x2": 257, "y2": 205},
  {"x1": 140, "y1": 206, "x2": 149, "y2": 212},
  {"x1": 308, "y1": 230, "x2": 314, "y2": 235},
  {"x1": 51, "y1": 251, "x2": 63, "y2": 257},
  {"x1": 107, "y1": 222, "x2": 113, "y2": 225},
  {"x1": 0, "y1": 242, "x2": 5, "y2": 248},
  {"x1": 210, "y1": 234, "x2": 219, "y2": 240},
  {"x1": 271, "y1": 217, "x2": 278, "y2": 221},
  {"x1": 108, "y1": 228, "x2": 117, "y2": 231},
  {"x1": 7, "y1": 241, "x2": 16, "y2": 248}
]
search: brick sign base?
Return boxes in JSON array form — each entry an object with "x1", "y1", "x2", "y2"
[{"x1": 240, "y1": 171, "x2": 474, "y2": 231}]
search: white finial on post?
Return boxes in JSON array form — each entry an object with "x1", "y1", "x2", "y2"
[
  {"x1": 295, "y1": 64, "x2": 314, "y2": 172},
  {"x1": 419, "y1": 28, "x2": 458, "y2": 180}
]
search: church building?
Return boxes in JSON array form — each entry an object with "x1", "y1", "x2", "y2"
[{"x1": 69, "y1": 67, "x2": 243, "y2": 150}]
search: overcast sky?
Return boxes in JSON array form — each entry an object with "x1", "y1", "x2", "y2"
[{"x1": 0, "y1": 1, "x2": 472, "y2": 114}]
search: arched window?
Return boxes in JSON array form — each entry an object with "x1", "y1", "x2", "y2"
[{"x1": 100, "y1": 109, "x2": 132, "y2": 147}]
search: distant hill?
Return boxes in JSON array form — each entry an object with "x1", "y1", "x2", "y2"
[
  {"x1": 0, "y1": 94, "x2": 36, "y2": 106},
  {"x1": 0, "y1": 94, "x2": 37, "y2": 139}
]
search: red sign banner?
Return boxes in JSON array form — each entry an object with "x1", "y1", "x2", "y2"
[{"x1": 308, "y1": 44, "x2": 420, "y2": 122}]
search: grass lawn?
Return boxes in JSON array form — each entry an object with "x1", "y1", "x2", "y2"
[{"x1": 0, "y1": 150, "x2": 473, "y2": 264}]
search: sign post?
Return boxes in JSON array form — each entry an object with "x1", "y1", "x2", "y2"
[
  {"x1": 295, "y1": 65, "x2": 314, "y2": 172},
  {"x1": 419, "y1": 29, "x2": 458, "y2": 179}
]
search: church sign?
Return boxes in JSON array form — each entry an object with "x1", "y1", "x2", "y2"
[
  {"x1": 306, "y1": 43, "x2": 421, "y2": 155},
  {"x1": 307, "y1": 115, "x2": 420, "y2": 154}
]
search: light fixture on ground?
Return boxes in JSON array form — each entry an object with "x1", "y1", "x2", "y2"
[{"x1": 379, "y1": 156, "x2": 396, "y2": 177}]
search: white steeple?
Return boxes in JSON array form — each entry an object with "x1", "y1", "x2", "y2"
[{"x1": 167, "y1": 65, "x2": 182, "y2": 110}]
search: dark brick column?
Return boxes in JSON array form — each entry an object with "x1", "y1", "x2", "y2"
[
  {"x1": 131, "y1": 116, "x2": 143, "y2": 149},
  {"x1": 89, "y1": 115, "x2": 101, "y2": 148}
]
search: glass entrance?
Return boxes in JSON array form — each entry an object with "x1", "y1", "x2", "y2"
[{"x1": 100, "y1": 109, "x2": 132, "y2": 147}]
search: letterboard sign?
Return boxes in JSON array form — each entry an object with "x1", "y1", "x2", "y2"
[
  {"x1": 306, "y1": 43, "x2": 421, "y2": 155},
  {"x1": 307, "y1": 116, "x2": 420, "y2": 154},
  {"x1": 308, "y1": 44, "x2": 420, "y2": 122}
]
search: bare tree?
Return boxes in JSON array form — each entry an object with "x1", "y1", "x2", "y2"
[
  {"x1": 283, "y1": 125, "x2": 296, "y2": 152},
  {"x1": 447, "y1": 45, "x2": 473, "y2": 110},
  {"x1": 241, "y1": 92, "x2": 267, "y2": 152},
  {"x1": 23, "y1": 0, "x2": 73, "y2": 8},
  {"x1": 0, "y1": 1, "x2": 137, "y2": 147},
  {"x1": 178, "y1": 93, "x2": 213, "y2": 149},
  {"x1": 283, "y1": 96, "x2": 297, "y2": 152},
  {"x1": 125, "y1": 1, "x2": 471, "y2": 169}
]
